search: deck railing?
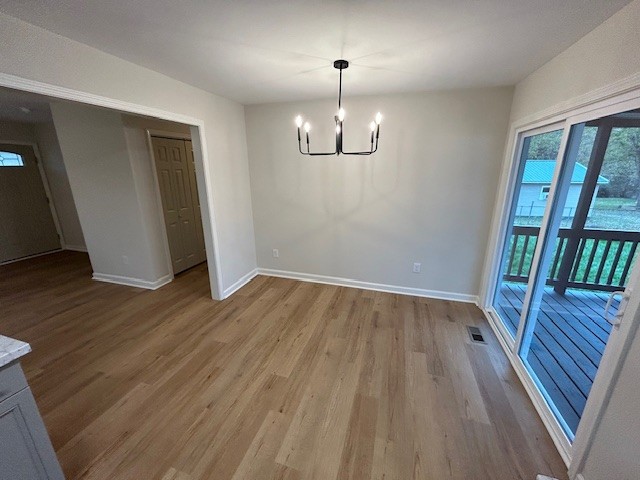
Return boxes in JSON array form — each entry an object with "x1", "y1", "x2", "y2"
[{"x1": 504, "y1": 226, "x2": 640, "y2": 292}]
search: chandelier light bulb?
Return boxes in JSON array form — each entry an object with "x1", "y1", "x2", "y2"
[
  {"x1": 375, "y1": 112, "x2": 383, "y2": 125},
  {"x1": 295, "y1": 115, "x2": 303, "y2": 128},
  {"x1": 338, "y1": 108, "x2": 346, "y2": 121},
  {"x1": 369, "y1": 121, "x2": 376, "y2": 132},
  {"x1": 304, "y1": 122, "x2": 311, "y2": 133}
]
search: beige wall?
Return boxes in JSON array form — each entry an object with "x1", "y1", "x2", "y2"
[
  {"x1": 0, "y1": 119, "x2": 85, "y2": 250},
  {"x1": 506, "y1": 2, "x2": 640, "y2": 479},
  {"x1": 0, "y1": 12, "x2": 256, "y2": 298},
  {"x1": 246, "y1": 87, "x2": 513, "y2": 298}
]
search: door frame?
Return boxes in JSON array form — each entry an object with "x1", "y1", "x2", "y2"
[
  {"x1": 0, "y1": 72, "x2": 225, "y2": 299},
  {"x1": 0, "y1": 140, "x2": 65, "y2": 251},
  {"x1": 479, "y1": 73, "x2": 640, "y2": 468}
]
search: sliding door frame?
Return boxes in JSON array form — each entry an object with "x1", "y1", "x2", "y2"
[
  {"x1": 479, "y1": 75, "x2": 640, "y2": 469},
  {"x1": 485, "y1": 121, "x2": 567, "y2": 351}
]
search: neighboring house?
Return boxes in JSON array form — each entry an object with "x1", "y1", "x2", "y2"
[{"x1": 516, "y1": 159, "x2": 609, "y2": 218}]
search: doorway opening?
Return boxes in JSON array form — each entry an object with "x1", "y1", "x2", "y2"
[
  {"x1": 0, "y1": 84, "x2": 219, "y2": 298},
  {"x1": 0, "y1": 143, "x2": 62, "y2": 263}
]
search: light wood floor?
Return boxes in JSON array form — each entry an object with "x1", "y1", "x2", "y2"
[{"x1": 0, "y1": 251, "x2": 568, "y2": 480}]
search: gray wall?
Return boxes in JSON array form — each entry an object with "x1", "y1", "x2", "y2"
[
  {"x1": 246, "y1": 87, "x2": 513, "y2": 299},
  {"x1": 50, "y1": 102, "x2": 169, "y2": 284},
  {"x1": 0, "y1": 119, "x2": 85, "y2": 250}
]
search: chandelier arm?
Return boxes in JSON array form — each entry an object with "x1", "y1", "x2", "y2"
[
  {"x1": 339, "y1": 121, "x2": 379, "y2": 155},
  {"x1": 297, "y1": 136, "x2": 338, "y2": 155}
]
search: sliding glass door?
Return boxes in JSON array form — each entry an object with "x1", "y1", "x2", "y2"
[
  {"x1": 489, "y1": 107, "x2": 640, "y2": 440},
  {"x1": 491, "y1": 127, "x2": 564, "y2": 339}
]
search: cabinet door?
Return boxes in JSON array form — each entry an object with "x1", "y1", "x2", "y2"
[{"x1": 0, "y1": 388, "x2": 64, "y2": 480}]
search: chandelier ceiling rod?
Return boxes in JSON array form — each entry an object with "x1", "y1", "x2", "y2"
[{"x1": 295, "y1": 59, "x2": 382, "y2": 156}]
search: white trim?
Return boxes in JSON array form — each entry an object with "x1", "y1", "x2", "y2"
[
  {"x1": 223, "y1": 268, "x2": 258, "y2": 298},
  {"x1": 482, "y1": 308, "x2": 572, "y2": 466},
  {"x1": 513, "y1": 71, "x2": 640, "y2": 131},
  {"x1": 92, "y1": 272, "x2": 172, "y2": 290},
  {"x1": 0, "y1": 73, "x2": 201, "y2": 126},
  {"x1": 64, "y1": 244, "x2": 88, "y2": 252},
  {"x1": 0, "y1": 72, "x2": 225, "y2": 300},
  {"x1": 147, "y1": 129, "x2": 191, "y2": 141},
  {"x1": 257, "y1": 268, "x2": 478, "y2": 303},
  {"x1": 0, "y1": 248, "x2": 62, "y2": 266}
]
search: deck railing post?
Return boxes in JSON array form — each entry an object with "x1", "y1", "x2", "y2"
[{"x1": 554, "y1": 122, "x2": 612, "y2": 295}]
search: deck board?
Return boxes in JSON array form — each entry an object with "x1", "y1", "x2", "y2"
[{"x1": 494, "y1": 283, "x2": 615, "y2": 435}]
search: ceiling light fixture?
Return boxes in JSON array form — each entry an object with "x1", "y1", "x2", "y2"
[{"x1": 295, "y1": 59, "x2": 382, "y2": 156}]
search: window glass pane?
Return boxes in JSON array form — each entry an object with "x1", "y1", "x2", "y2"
[
  {"x1": 585, "y1": 127, "x2": 640, "y2": 231},
  {"x1": 491, "y1": 129, "x2": 564, "y2": 338},
  {"x1": 0, "y1": 151, "x2": 25, "y2": 167}
]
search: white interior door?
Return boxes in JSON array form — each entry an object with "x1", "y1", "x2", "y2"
[
  {"x1": 152, "y1": 137, "x2": 206, "y2": 274},
  {"x1": 0, "y1": 144, "x2": 60, "y2": 263}
]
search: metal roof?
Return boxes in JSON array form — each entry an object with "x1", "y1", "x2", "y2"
[{"x1": 523, "y1": 160, "x2": 609, "y2": 185}]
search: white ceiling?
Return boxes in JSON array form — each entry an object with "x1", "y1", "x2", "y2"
[{"x1": 0, "y1": 1, "x2": 632, "y2": 105}]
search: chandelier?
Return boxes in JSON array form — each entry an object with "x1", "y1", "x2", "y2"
[{"x1": 295, "y1": 59, "x2": 382, "y2": 156}]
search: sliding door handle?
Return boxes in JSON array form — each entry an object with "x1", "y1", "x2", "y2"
[{"x1": 605, "y1": 290, "x2": 629, "y2": 326}]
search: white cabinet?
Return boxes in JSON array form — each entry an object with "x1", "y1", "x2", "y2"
[{"x1": 0, "y1": 361, "x2": 64, "y2": 480}]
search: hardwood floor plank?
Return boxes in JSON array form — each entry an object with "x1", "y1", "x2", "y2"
[{"x1": 0, "y1": 251, "x2": 568, "y2": 480}]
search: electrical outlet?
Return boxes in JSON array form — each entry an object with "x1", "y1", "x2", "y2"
[
  {"x1": 122, "y1": 255, "x2": 130, "y2": 265},
  {"x1": 412, "y1": 262, "x2": 421, "y2": 273},
  {"x1": 272, "y1": 249, "x2": 279, "y2": 258}
]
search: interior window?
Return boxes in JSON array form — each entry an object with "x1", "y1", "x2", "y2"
[{"x1": 0, "y1": 151, "x2": 25, "y2": 167}]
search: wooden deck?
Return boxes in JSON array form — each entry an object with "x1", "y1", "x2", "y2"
[{"x1": 495, "y1": 282, "x2": 618, "y2": 435}]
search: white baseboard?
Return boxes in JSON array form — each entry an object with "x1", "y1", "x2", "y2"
[
  {"x1": 222, "y1": 268, "x2": 258, "y2": 298},
  {"x1": 256, "y1": 268, "x2": 478, "y2": 303},
  {"x1": 64, "y1": 244, "x2": 88, "y2": 253},
  {"x1": 0, "y1": 249, "x2": 63, "y2": 266},
  {"x1": 92, "y1": 272, "x2": 172, "y2": 290}
]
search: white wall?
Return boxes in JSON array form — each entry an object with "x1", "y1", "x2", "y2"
[
  {"x1": 0, "y1": 12, "x2": 256, "y2": 298},
  {"x1": 504, "y1": 2, "x2": 640, "y2": 479},
  {"x1": 33, "y1": 121, "x2": 86, "y2": 250},
  {"x1": 0, "y1": 119, "x2": 85, "y2": 250},
  {"x1": 510, "y1": 0, "x2": 640, "y2": 122},
  {"x1": 51, "y1": 101, "x2": 170, "y2": 285},
  {"x1": 245, "y1": 87, "x2": 513, "y2": 299}
]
